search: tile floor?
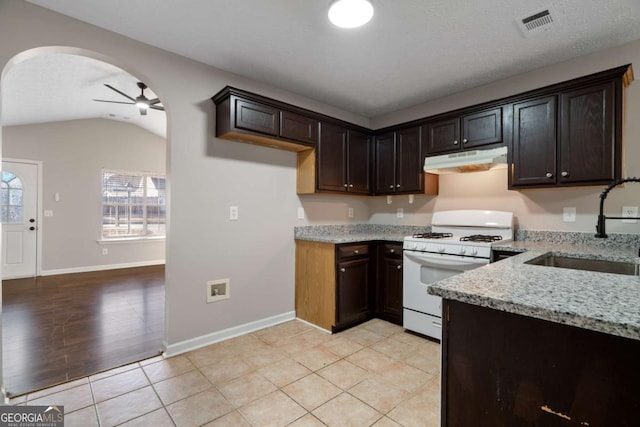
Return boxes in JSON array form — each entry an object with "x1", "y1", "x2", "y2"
[{"x1": 9, "y1": 318, "x2": 441, "y2": 427}]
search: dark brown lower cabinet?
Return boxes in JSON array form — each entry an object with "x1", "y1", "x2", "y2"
[
  {"x1": 377, "y1": 243, "x2": 403, "y2": 325},
  {"x1": 441, "y1": 300, "x2": 640, "y2": 426},
  {"x1": 336, "y1": 257, "x2": 371, "y2": 330}
]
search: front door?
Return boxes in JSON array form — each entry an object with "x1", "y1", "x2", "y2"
[{"x1": 1, "y1": 161, "x2": 38, "y2": 279}]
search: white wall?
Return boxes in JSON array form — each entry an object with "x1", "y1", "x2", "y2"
[
  {"x1": 370, "y1": 39, "x2": 640, "y2": 234},
  {"x1": 3, "y1": 118, "x2": 166, "y2": 272}
]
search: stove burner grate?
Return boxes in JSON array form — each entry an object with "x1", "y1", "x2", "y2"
[
  {"x1": 412, "y1": 232, "x2": 453, "y2": 239},
  {"x1": 460, "y1": 235, "x2": 503, "y2": 243}
]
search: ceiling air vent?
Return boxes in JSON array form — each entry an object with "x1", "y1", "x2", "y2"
[{"x1": 517, "y1": 8, "x2": 556, "y2": 37}]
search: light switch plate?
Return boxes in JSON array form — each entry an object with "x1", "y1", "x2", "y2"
[
  {"x1": 622, "y1": 206, "x2": 638, "y2": 223},
  {"x1": 562, "y1": 207, "x2": 576, "y2": 223},
  {"x1": 297, "y1": 207, "x2": 305, "y2": 220}
]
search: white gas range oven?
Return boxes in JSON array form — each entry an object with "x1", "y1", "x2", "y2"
[{"x1": 402, "y1": 210, "x2": 514, "y2": 340}]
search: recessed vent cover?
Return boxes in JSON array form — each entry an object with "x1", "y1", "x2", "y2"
[{"x1": 517, "y1": 8, "x2": 556, "y2": 37}]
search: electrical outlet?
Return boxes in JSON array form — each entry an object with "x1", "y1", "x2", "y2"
[
  {"x1": 562, "y1": 207, "x2": 576, "y2": 223},
  {"x1": 622, "y1": 206, "x2": 638, "y2": 224},
  {"x1": 397, "y1": 208, "x2": 404, "y2": 218},
  {"x1": 207, "y1": 279, "x2": 230, "y2": 303},
  {"x1": 297, "y1": 207, "x2": 305, "y2": 220},
  {"x1": 102, "y1": 248, "x2": 108, "y2": 255},
  {"x1": 348, "y1": 207, "x2": 354, "y2": 218},
  {"x1": 229, "y1": 206, "x2": 238, "y2": 220}
]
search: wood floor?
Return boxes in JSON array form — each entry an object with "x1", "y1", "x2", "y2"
[{"x1": 2, "y1": 265, "x2": 165, "y2": 397}]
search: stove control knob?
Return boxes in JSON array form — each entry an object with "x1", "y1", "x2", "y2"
[
  {"x1": 418, "y1": 244, "x2": 427, "y2": 251},
  {"x1": 469, "y1": 248, "x2": 478, "y2": 256},
  {"x1": 409, "y1": 243, "x2": 417, "y2": 250},
  {"x1": 438, "y1": 247, "x2": 446, "y2": 254},
  {"x1": 458, "y1": 247, "x2": 467, "y2": 255}
]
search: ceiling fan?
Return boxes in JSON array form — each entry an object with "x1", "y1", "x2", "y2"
[{"x1": 93, "y1": 82, "x2": 164, "y2": 115}]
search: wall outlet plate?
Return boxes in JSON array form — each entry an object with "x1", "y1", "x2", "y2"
[
  {"x1": 348, "y1": 207, "x2": 354, "y2": 218},
  {"x1": 622, "y1": 206, "x2": 638, "y2": 223},
  {"x1": 397, "y1": 208, "x2": 404, "y2": 219},
  {"x1": 562, "y1": 207, "x2": 576, "y2": 223},
  {"x1": 207, "y1": 279, "x2": 230, "y2": 303},
  {"x1": 229, "y1": 206, "x2": 238, "y2": 220}
]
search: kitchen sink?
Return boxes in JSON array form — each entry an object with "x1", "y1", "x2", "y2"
[{"x1": 525, "y1": 254, "x2": 640, "y2": 276}]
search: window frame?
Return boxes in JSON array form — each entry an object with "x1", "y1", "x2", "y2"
[{"x1": 100, "y1": 169, "x2": 166, "y2": 242}]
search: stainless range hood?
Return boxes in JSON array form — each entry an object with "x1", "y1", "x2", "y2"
[{"x1": 424, "y1": 146, "x2": 508, "y2": 174}]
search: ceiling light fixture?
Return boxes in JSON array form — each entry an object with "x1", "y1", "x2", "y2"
[{"x1": 328, "y1": 0, "x2": 374, "y2": 29}]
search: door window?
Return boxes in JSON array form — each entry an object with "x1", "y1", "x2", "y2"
[{"x1": 1, "y1": 171, "x2": 23, "y2": 224}]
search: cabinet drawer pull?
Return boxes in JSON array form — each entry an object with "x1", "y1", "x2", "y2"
[
  {"x1": 453, "y1": 140, "x2": 459, "y2": 145},
  {"x1": 546, "y1": 172, "x2": 553, "y2": 178},
  {"x1": 354, "y1": 250, "x2": 359, "y2": 254},
  {"x1": 349, "y1": 184, "x2": 354, "y2": 188},
  {"x1": 432, "y1": 321, "x2": 442, "y2": 328},
  {"x1": 340, "y1": 268, "x2": 346, "y2": 273},
  {"x1": 389, "y1": 185, "x2": 394, "y2": 189},
  {"x1": 561, "y1": 171, "x2": 569, "y2": 177},
  {"x1": 396, "y1": 184, "x2": 400, "y2": 188},
  {"x1": 343, "y1": 183, "x2": 348, "y2": 187},
  {"x1": 463, "y1": 138, "x2": 468, "y2": 143},
  {"x1": 390, "y1": 249, "x2": 395, "y2": 253},
  {"x1": 397, "y1": 265, "x2": 402, "y2": 270}
]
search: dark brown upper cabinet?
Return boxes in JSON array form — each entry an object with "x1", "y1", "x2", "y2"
[
  {"x1": 509, "y1": 69, "x2": 627, "y2": 189},
  {"x1": 374, "y1": 126, "x2": 427, "y2": 194},
  {"x1": 425, "y1": 107, "x2": 503, "y2": 155},
  {"x1": 511, "y1": 96, "x2": 557, "y2": 187},
  {"x1": 317, "y1": 123, "x2": 370, "y2": 194},
  {"x1": 213, "y1": 86, "x2": 318, "y2": 152}
]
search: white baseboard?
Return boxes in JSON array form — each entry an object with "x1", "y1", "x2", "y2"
[
  {"x1": 40, "y1": 259, "x2": 165, "y2": 276},
  {"x1": 163, "y1": 311, "x2": 296, "y2": 358}
]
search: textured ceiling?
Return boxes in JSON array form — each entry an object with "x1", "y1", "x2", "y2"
[
  {"x1": 9, "y1": 0, "x2": 640, "y2": 128},
  {"x1": 2, "y1": 54, "x2": 166, "y2": 137}
]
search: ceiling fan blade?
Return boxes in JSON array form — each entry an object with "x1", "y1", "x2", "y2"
[
  {"x1": 148, "y1": 98, "x2": 162, "y2": 105},
  {"x1": 149, "y1": 105, "x2": 165, "y2": 111},
  {"x1": 93, "y1": 99, "x2": 135, "y2": 105},
  {"x1": 104, "y1": 84, "x2": 136, "y2": 102}
]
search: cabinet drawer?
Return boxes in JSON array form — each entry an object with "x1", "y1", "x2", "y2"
[
  {"x1": 280, "y1": 111, "x2": 318, "y2": 146},
  {"x1": 382, "y1": 243, "x2": 402, "y2": 258},
  {"x1": 235, "y1": 99, "x2": 278, "y2": 136},
  {"x1": 338, "y1": 244, "x2": 369, "y2": 259}
]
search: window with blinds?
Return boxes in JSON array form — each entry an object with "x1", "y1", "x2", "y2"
[{"x1": 102, "y1": 169, "x2": 166, "y2": 239}]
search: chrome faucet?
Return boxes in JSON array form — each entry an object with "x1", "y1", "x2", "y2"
[{"x1": 595, "y1": 177, "x2": 640, "y2": 238}]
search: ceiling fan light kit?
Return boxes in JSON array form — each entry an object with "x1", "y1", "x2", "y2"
[
  {"x1": 93, "y1": 81, "x2": 163, "y2": 116},
  {"x1": 328, "y1": 0, "x2": 374, "y2": 29}
]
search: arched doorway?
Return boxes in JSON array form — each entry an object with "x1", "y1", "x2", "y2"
[{"x1": 1, "y1": 47, "x2": 169, "y2": 397}]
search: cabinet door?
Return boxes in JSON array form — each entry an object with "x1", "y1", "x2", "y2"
[
  {"x1": 425, "y1": 117, "x2": 460, "y2": 154},
  {"x1": 337, "y1": 258, "x2": 371, "y2": 328},
  {"x1": 234, "y1": 99, "x2": 278, "y2": 136},
  {"x1": 559, "y1": 82, "x2": 616, "y2": 184},
  {"x1": 347, "y1": 130, "x2": 371, "y2": 194},
  {"x1": 379, "y1": 256, "x2": 403, "y2": 325},
  {"x1": 396, "y1": 126, "x2": 423, "y2": 193},
  {"x1": 280, "y1": 111, "x2": 318, "y2": 146},
  {"x1": 511, "y1": 96, "x2": 557, "y2": 187},
  {"x1": 317, "y1": 123, "x2": 347, "y2": 192},
  {"x1": 462, "y1": 107, "x2": 502, "y2": 149},
  {"x1": 374, "y1": 132, "x2": 396, "y2": 194}
]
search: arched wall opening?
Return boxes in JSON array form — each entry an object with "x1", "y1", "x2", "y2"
[{"x1": 0, "y1": 45, "x2": 171, "y2": 397}]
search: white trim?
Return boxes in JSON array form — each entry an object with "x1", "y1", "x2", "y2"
[
  {"x1": 2, "y1": 158, "x2": 44, "y2": 278},
  {"x1": 163, "y1": 311, "x2": 296, "y2": 358},
  {"x1": 40, "y1": 259, "x2": 165, "y2": 276},
  {"x1": 295, "y1": 317, "x2": 332, "y2": 334},
  {"x1": 97, "y1": 236, "x2": 165, "y2": 245}
]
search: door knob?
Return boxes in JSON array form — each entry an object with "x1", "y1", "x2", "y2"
[
  {"x1": 546, "y1": 172, "x2": 553, "y2": 178},
  {"x1": 340, "y1": 268, "x2": 346, "y2": 273},
  {"x1": 463, "y1": 138, "x2": 468, "y2": 143},
  {"x1": 397, "y1": 265, "x2": 402, "y2": 270},
  {"x1": 561, "y1": 171, "x2": 569, "y2": 177},
  {"x1": 453, "y1": 140, "x2": 459, "y2": 145}
]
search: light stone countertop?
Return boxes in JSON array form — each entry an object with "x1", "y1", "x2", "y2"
[
  {"x1": 428, "y1": 242, "x2": 640, "y2": 341},
  {"x1": 293, "y1": 224, "x2": 428, "y2": 244}
]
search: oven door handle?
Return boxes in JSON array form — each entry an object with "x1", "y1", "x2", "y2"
[{"x1": 404, "y1": 251, "x2": 488, "y2": 267}]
